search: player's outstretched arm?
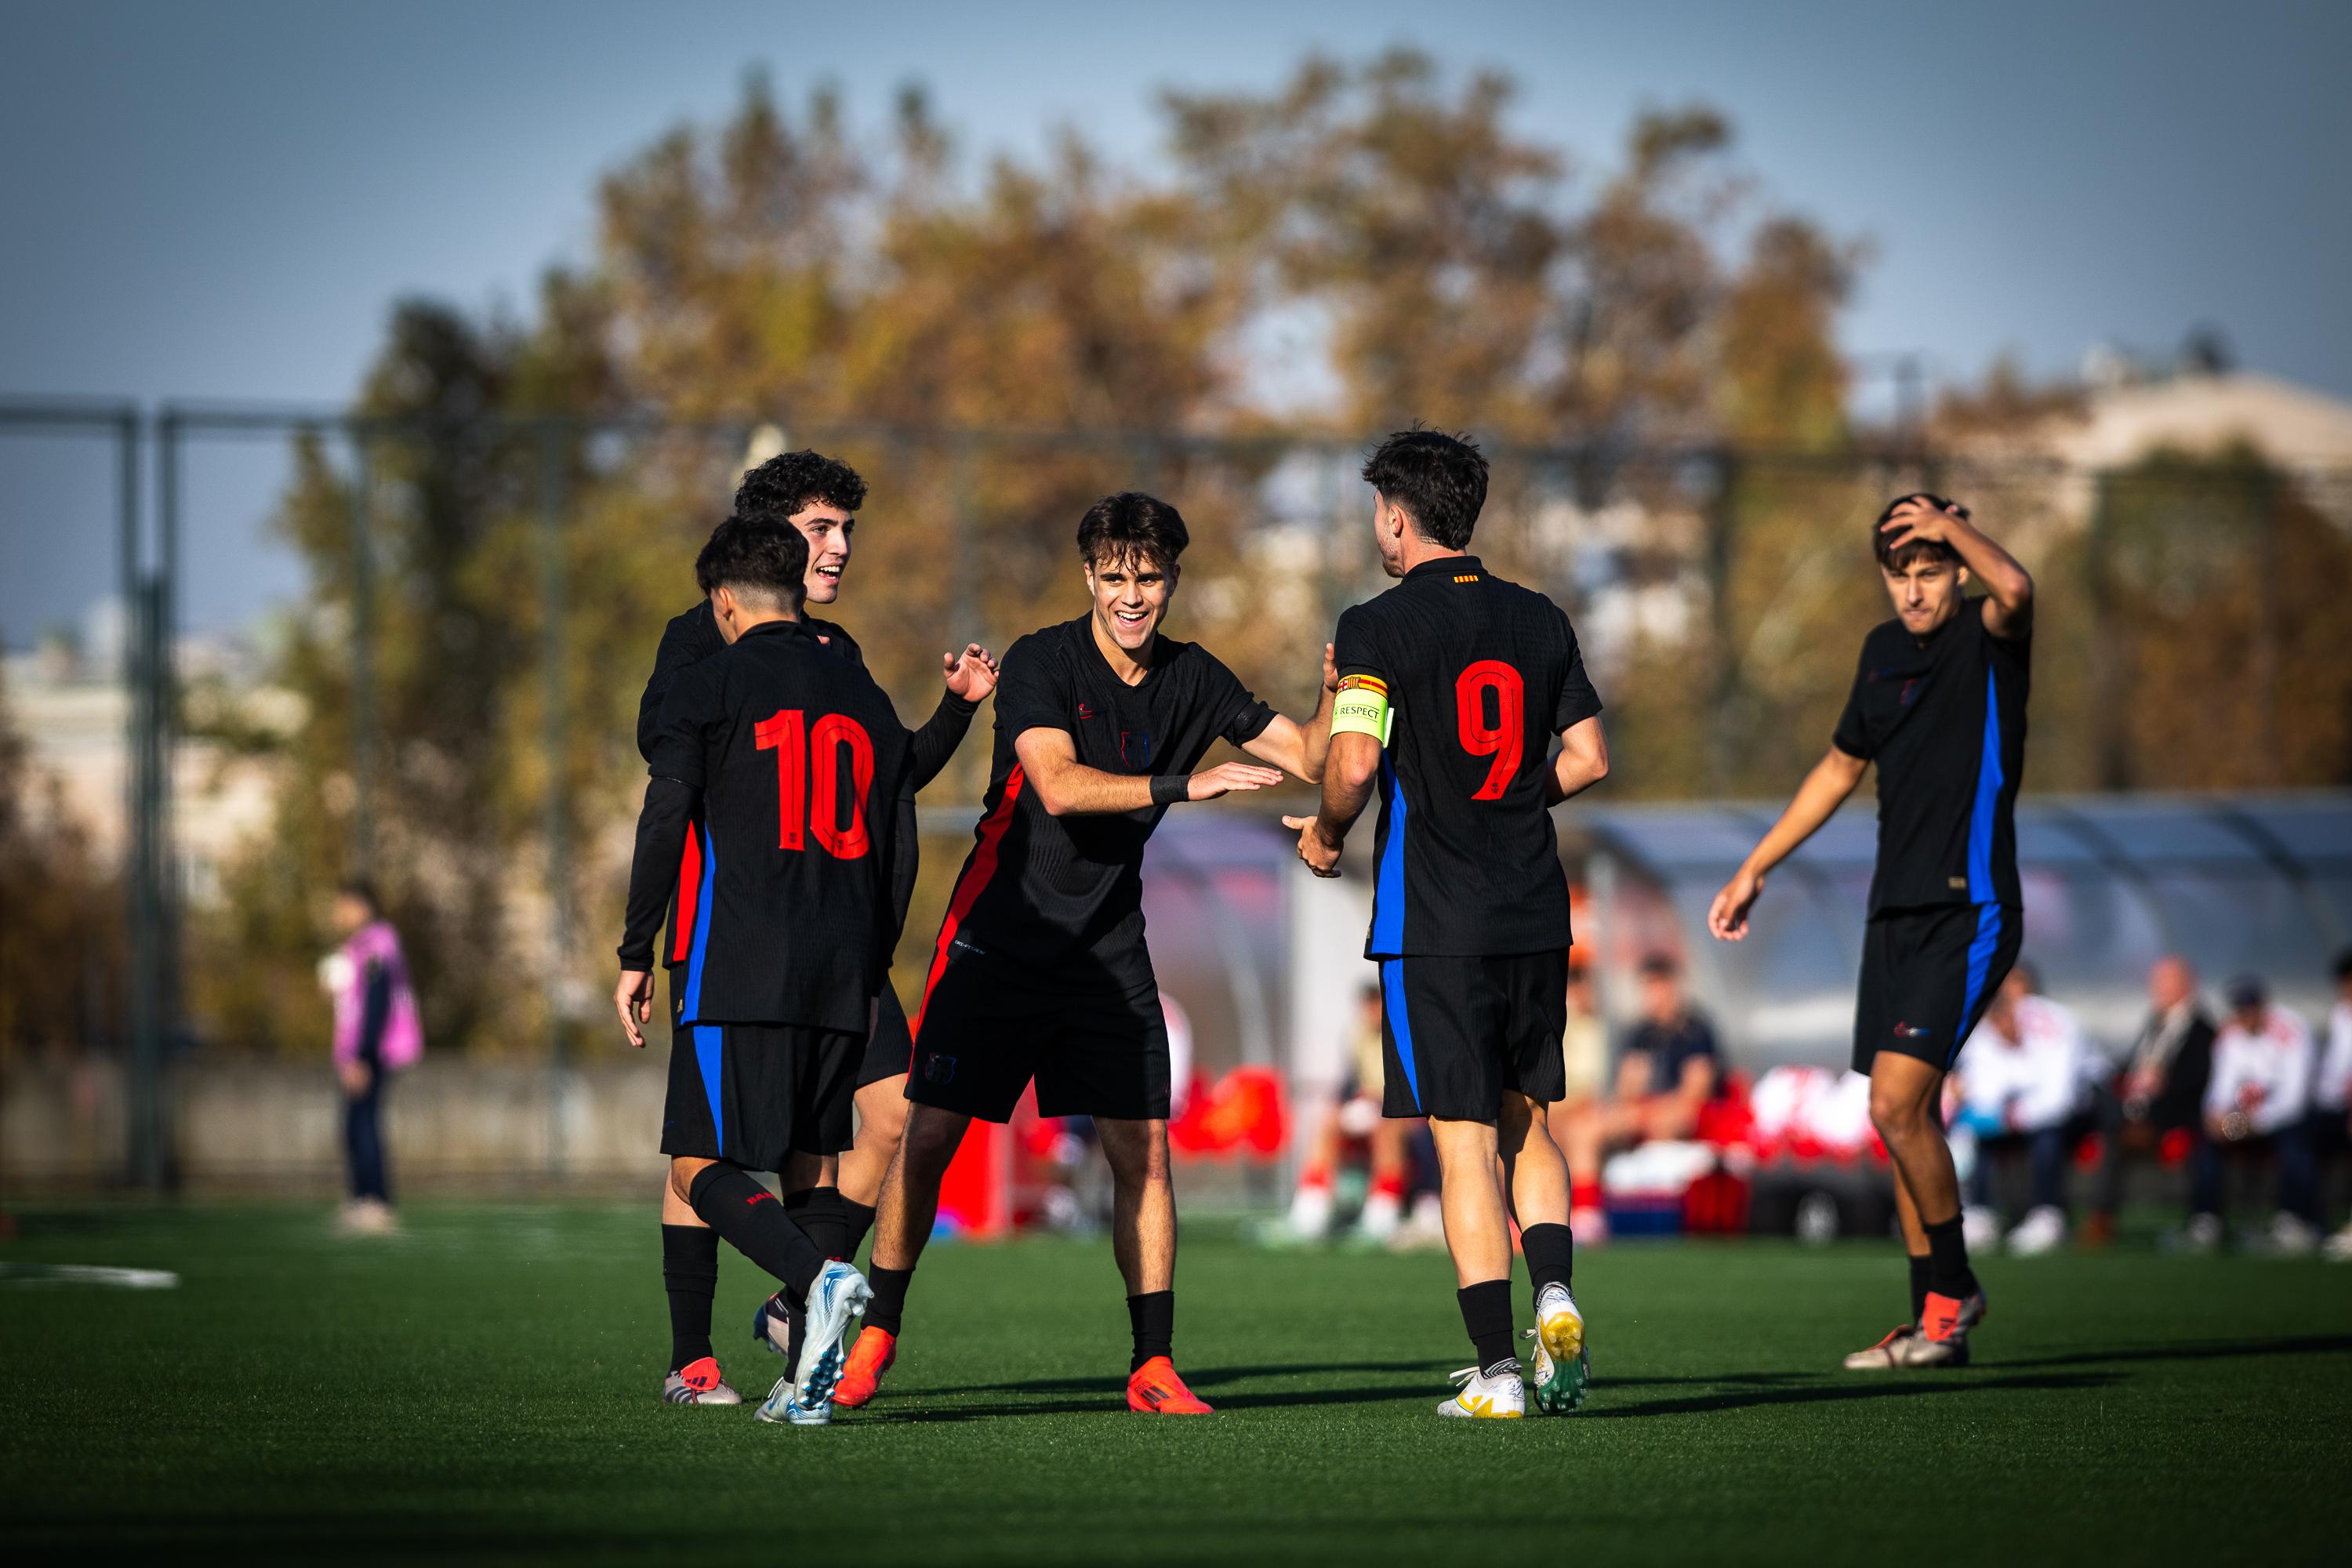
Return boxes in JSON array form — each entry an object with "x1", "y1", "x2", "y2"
[
  {"x1": 1880, "y1": 496, "x2": 2034, "y2": 640},
  {"x1": 1544, "y1": 714, "x2": 1610, "y2": 804},
  {"x1": 906, "y1": 644, "x2": 1000, "y2": 790},
  {"x1": 1283, "y1": 729, "x2": 1380, "y2": 877},
  {"x1": 1240, "y1": 643, "x2": 1341, "y2": 785},
  {"x1": 1014, "y1": 726, "x2": 1283, "y2": 817},
  {"x1": 1706, "y1": 746, "x2": 1867, "y2": 941}
]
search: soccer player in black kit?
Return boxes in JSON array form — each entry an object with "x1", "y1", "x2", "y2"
[
  {"x1": 840, "y1": 492, "x2": 1336, "y2": 1417},
  {"x1": 1288, "y1": 430, "x2": 1611, "y2": 1418},
  {"x1": 1708, "y1": 494, "x2": 2033, "y2": 1370},
  {"x1": 633, "y1": 451, "x2": 996, "y2": 1406},
  {"x1": 615, "y1": 516, "x2": 920, "y2": 1425}
]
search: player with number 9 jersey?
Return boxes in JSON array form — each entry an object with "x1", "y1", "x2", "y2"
[
  {"x1": 620, "y1": 566, "x2": 919, "y2": 1172},
  {"x1": 1335, "y1": 577, "x2": 1600, "y2": 967},
  {"x1": 1298, "y1": 429, "x2": 1608, "y2": 1420}
]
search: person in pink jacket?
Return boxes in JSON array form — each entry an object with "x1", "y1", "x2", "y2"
[{"x1": 325, "y1": 880, "x2": 421, "y2": 1232}]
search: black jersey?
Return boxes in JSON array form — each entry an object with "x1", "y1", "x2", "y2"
[
  {"x1": 635, "y1": 600, "x2": 977, "y2": 787},
  {"x1": 927, "y1": 615, "x2": 1275, "y2": 993},
  {"x1": 1832, "y1": 599, "x2": 2030, "y2": 914},
  {"x1": 1334, "y1": 556, "x2": 1602, "y2": 959},
  {"x1": 619, "y1": 618, "x2": 917, "y2": 1035}
]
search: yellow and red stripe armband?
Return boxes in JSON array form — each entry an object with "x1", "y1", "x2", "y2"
[{"x1": 1330, "y1": 673, "x2": 1393, "y2": 746}]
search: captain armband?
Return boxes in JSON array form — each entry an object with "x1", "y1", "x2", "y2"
[{"x1": 1330, "y1": 674, "x2": 1393, "y2": 746}]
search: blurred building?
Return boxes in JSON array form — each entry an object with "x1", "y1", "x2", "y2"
[{"x1": 3, "y1": 597, "x2": 293, "y2": 904}]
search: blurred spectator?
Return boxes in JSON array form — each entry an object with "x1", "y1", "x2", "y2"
[
  {"x1": 1952, "y1": 964, "x2": 2089, "y2": 1256},
  {"x1": 1560, "y1": 954, "x2": 1721, "y2": 1240},
  {"x1": 1287, "y1": 985, "x2": 1413, "y2": 1241},
  {"x1": 1544, "y1": 965, "x2": 1607, "y2": 1152},
  {"x1": 2315, "y1": 949, "x2": 2352, "y2": 1262},
  {"x1": 321, "y1": 880, "x2": 421, "y2": 1234},
  {"x1": 2085, "y1": 955, "x2": 2215, "y2": 1246},
  {"x1": 2190, "y1": 975, "x2": 2318, "y2": 1253}
]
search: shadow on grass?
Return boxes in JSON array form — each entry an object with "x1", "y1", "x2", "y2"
[
  {"x1": 1586, "y1": 1370, "x2": 2118, "y2": 1417},
  {"x1": 878, "y1": 1331, "x2": 2350, "y2": 1422},
  {"x1": 1980, "y1": 1333, "x2": 2352, "y2": 1371}
]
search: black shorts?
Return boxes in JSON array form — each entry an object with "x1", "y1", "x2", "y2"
[
  {"x1": 1853, "y1": 903, "x2": 2024, "y2": 1074},
  {"x1": 661, "y1": 1018, "x2": 860, "y2": 1169},
  {"x1": 855, "y1": 985, "x2": 916, "y2": 1090},
  {"x1": 1378, "y1": 949, "x2": 1569, "y2": 1124},
  {"x1": 906, "y1": 948, "x2": 1169, "y2": 1123}
]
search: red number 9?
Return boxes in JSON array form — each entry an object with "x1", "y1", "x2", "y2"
[{"x1": 1456, "y1": 659, "x2": 1524, "y2": 800}]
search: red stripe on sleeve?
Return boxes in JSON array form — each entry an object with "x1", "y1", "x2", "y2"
[{"x1": 670, "y1": 825, "x2": 702, "y2": 967}]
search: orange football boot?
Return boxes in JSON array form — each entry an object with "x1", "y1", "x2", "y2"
[
  {"x1": 1126, "y1": 1356, "x2": 1214, "y2": 1414},
  {"x1": 830, "y1": 1326, "x2": 896, "y2": 1410}
]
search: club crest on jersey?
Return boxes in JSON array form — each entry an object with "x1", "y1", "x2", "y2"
[
  {"x1": 1121, "y1": 730, "x2": 1156, "y2": 768},
  {"x1": 1077, "y1": 701, "x2": 1098, "y2": 721},
  {"x1": 924, "y1": 1053, "x2": 958, "y2": 1085}
]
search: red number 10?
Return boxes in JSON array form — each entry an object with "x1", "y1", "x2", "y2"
[
  {"x1": 754, "y1": 709, "x2": 874, "y2": 859},
  {"x1": 1455, "y1": 660, "x2": 1524, "y2": 800}
]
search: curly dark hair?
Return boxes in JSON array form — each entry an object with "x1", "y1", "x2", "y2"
[
  {"x1": 733, "y1": 449, "x2": 867, "y2": 522},
  {"x1": 694, "y1": 516, "x2": 810, "y2": 608},
  {"x1": 1076, "y1": 492, "x2": 1189, "y2": 572},
  {"x1": 1360, "y1": 429, "x2": 1488, "y2": 550},
  {"x1": 1872, "y1": 492, "x2": 1970, "y2": 572}
]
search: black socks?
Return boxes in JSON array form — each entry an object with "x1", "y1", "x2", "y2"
[
  {"x1": 686, "y1": 1163, "x2": 828, "y2": 1298},
  {"x1": 1521, "y1": 1223, "x2": 1573, "y2": 1308},
  {"x1": 1457, "y1": 1279, "x2": 1515, "y2": 1374},
  {"x1": 1127, "y1": 1290, "x2": 1174, "y2": 1371},
  {"x1": 660, "y1": 1223, "x2": 718, "y2": 1372},
  {"x1": 1907, "y1": 1254, "x2": 1931, "y2": 1326},
  {"x1": 788, "y1": 1187, "x2": 850, "y2": 1264},
  {"x1": 866, "y1": 1265, "x2": 914, "y2": 1338},
  {"x1": 1922, "y1": 1214, "x2": 1978, "y2": 1301},
  {"x1": 841, "y1": 1199, "x2": 878, "y2": 1267}
]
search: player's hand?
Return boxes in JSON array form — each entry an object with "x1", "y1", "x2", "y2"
[
  {"x1": 1878, "y1": 494, "x2": 1969, "y2": 553},
  {"x1": 1321, "y1": 642, "x2": 1339, "y2": 694},
  {"x1": 1282, "y1": 815, "x2": 1343, "y2": 877},
  {"x1": 942, "y1": 643, "x2": 998, "y2": 702},
  {"x1": 1707, "y1": 866, "x2": 1766, "y2": 940},
  {"x1": 1187, "y1": 761, "x2": 1283, "y2": 801},
  {"x1": 336, "y1": 1058, "x2": 372, "y2": 1097},
  {"x1": 615, "y1": 968, "x2": 655, "y2": 1049}
]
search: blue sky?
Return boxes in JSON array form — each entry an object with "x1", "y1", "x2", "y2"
[{"x1": 2, "y1": 0, "x2": 2347, "y2": 638}]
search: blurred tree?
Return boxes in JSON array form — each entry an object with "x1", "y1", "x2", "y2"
[
  {"x1": 0, "y1": 667, "x2": 122, "y2": 1058},
  {"x1": 2080, "y1": 445, "x2": 2352, "y2": 789},
  {"x1": 210, "y1": 60, "x2": 1885, "y2": 1054}
]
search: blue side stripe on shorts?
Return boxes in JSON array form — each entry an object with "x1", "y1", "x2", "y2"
[
  {"x1": 1955, "y1": 903, "x2": 2003, "y2": 1068},
  {"x1": 1381, "y1": 959, "x2": 1421, "y2": 1112},
  {"x1": 693, "y1": 1025, "x2": 726, "y2": 1154}
]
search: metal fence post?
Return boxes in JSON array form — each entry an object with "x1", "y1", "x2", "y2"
[
  {"x1": 539, "y1": 422, "x2": 572, "y2": 1178},
  {"x1": 350, "y1": 434, "x2": 376, "y2": 872}
]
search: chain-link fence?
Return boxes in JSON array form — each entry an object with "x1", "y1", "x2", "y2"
[{"x1": 5, "y1": 401, "x2": 2350, "y2": 1187}]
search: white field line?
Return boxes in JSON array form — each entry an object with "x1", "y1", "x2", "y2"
[{"x1": 0, "y1": 1262, "x2": 180, "y2": 1289}]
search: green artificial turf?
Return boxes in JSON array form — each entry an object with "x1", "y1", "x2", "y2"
[{"x1": 2, "y1": 1203, "x2": 2347, "y2": 1564}]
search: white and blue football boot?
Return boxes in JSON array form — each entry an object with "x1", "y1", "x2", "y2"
[{"x1": 755, "y1": 1260, "x2": 871, "y2": 1426}]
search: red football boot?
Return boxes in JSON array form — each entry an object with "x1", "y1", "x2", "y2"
[
  {"x1": 831, "y1": 1326, "x2": 896, "y2": 1410},
  {"x1": 1126, "y1": 1356, "x2": 1214, "y2": 1414}
]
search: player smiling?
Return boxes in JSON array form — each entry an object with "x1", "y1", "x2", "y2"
[
  {"x1": 1709, "y1": 493, "x2": 2034, "y2": 1370},
  {"x1": 843, "y1": 491, "x2": 1335, "y2": 1416},
  {"x1": 634, "y1": 450, "x2": 997, "y2": 1406}
]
